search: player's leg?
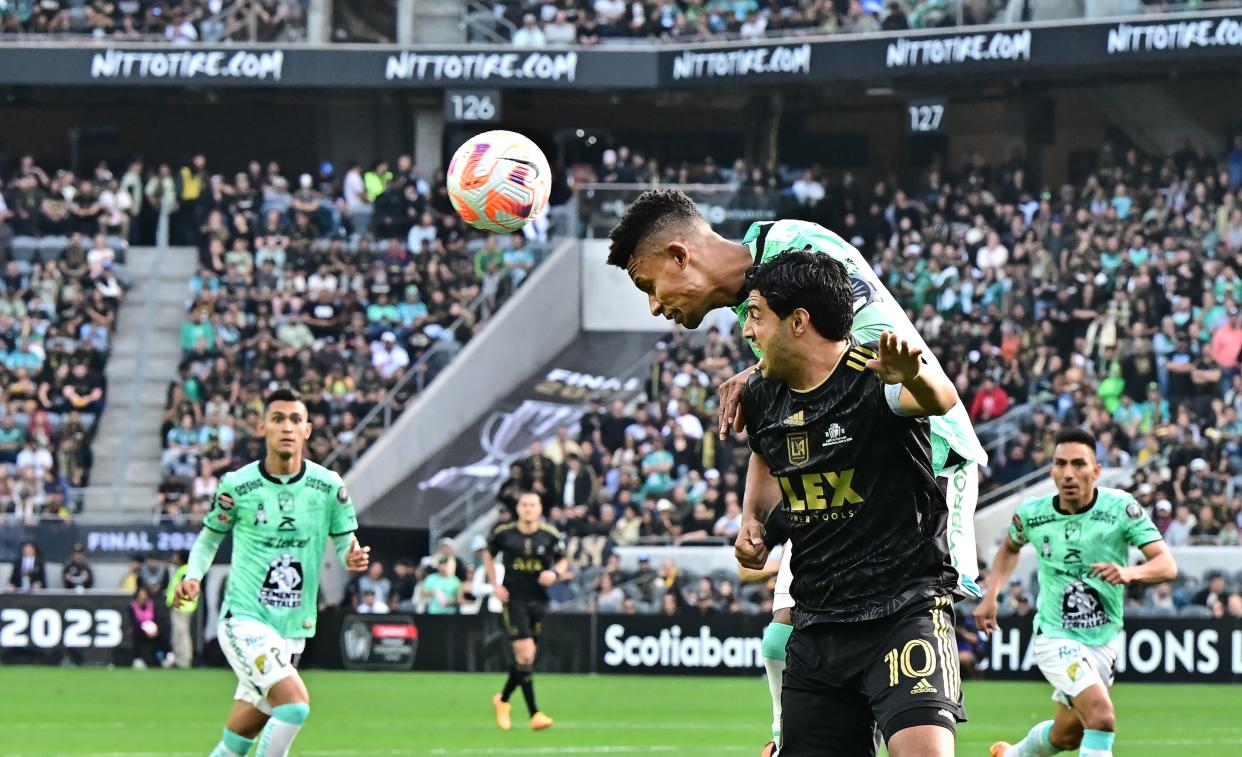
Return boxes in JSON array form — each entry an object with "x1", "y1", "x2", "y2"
[
  {"x1": 254, "y1": 672, "x2": 312, "y2": 757},
  {"x1": 523, "y1": 604, "x2": 553, "y2": 729},
  {"x1": 763, "y1": 542, "x2": 795, "y2": 751},
  {"x1": 1013, "y1": 636, "x2": 1116, "y2": 757},
  {"x1": 210, "y1": 700, "x2": 267, "y2": 757},
  {"x1": 865, "y1": 596, "x2": 963, "y2": 757},
  {"x1": 781, "y1": 623, "x2": 879, "y2": 756}
]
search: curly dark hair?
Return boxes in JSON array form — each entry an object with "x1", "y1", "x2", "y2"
[
  {"x1": 743, "y1": 249, "x2": 854, "y2": 341},
  {"x1": 264, "y1": 383, "x2": 303, "y2": 407},
  {"x1": 607, "y1": 188, "x2": 703, "y2": 270}
]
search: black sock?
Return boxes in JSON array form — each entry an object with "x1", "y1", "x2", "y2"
[
  {"x1": 519, "y1": 667, "x2": 538, "y2": 716},
  {"x1": 501, "y1": 665, "x2": 522, "y2": 702}
]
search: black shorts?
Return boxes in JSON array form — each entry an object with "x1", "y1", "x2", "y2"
[
  {"x1": 781, "y1": 595, "x2": 965, "y2": 756},
  {"x1": 502, "y1": 599, "x2": 547, "y2": 641}
]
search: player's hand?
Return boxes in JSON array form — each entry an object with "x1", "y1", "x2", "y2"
[
  {"x1": 866, "y1": 331, "x2": 923, "y2": 385},
  {"x1": 734, "y1": 519, "x2": 768, "y2": 570},
  {"x1": 495, "y1": 585, "x2": 509, "y2": 603},
  {"x1": 173, "y1": 579, "x2": 200, "y2": 609},
  {"x1": 538, "y1": 569, "x2": 558, "y2": 587},
  {"x1": 718, "y1": 362, "x2": 761, "y2": 440},
  {"x1": 345, "y1": 538, "x2": 371, "y2": 573},
  {"x1": 973, "y1": 595, "x2": 1000, "y2": 634},
  {"x1": 1090, "y1": 562, "x2": 1131, "y2": 585}
]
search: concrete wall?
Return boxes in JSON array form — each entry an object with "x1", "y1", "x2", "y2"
[
  {"x1": 580, "y1": 239, "x2": 729, "y2": 334},
  {"x1": 345, "y1": 239, "x2": 583, "y2": 512}
]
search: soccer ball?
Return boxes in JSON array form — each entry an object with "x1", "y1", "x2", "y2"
[{"x1": 446, "y1": 130, "x2": 551, "y2": 233}]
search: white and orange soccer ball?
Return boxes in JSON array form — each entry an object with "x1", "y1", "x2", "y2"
[{"x1": 446, "y1": 130, "x2": 551, "y2": 233}]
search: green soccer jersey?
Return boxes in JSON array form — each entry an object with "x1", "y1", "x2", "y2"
[
  {"x1": 737, "y1": 219, "x2": 987, "y2": 469},
  {"x1": 1008, "y1": 486, "x2": 1163, "y2": 646},
  {"x1": 202, "y1": 459, "x2": 358, "y2": 638}
]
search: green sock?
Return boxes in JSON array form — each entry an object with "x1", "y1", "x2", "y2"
[
  {"x1": 210, "y1": 727, "x2": 254, "y2": 757},
  {"x1": 761, "y1": 621, "x2": 792, "y2": 741}
]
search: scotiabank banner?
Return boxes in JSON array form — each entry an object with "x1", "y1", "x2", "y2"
[
  {"x1": 980, "y1": 615, "x2": 1242, "y2": 684},
  {"x1": 0, "y1": 11, "x2": 1240, "y2": 89},
  {"x1": 0, "y1": 592, "x2": 133, "y2": 666}
]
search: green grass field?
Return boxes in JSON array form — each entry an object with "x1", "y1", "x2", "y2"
[{"x1": 0, "y1": 668, "x2": 1236, "y2": 756}]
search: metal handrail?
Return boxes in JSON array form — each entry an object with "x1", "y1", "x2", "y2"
[
  {"x1": 461, "y1": 0, "x2": 514, "y2": 45},
  {"x1": 427, "y1": 484, "x2": 492, "y2": 548},
  {"x1": 321, "y1": 288, "x2": 487, "y2": 470},
  {"x1": 979, "y1": 464, "x2": 1051, "y2": 510}
]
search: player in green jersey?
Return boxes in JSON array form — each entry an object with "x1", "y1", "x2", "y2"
[
  {"x1": 174, "y1": 385, "x2": 372, "y2": 757},
  {"x1": 607, "y1": 188, "x2": 986, "y2": 754},
  {"x1": 975, "y1": 428, "x2": 1177, "y2": 757}
]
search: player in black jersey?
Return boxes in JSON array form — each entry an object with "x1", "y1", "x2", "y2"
[
  {"x1": 483, "y1": 491, "x2": 570, "y2": 733},
  {"x1": 734, "y1": 251, "x2": 964, "y2": 757}
]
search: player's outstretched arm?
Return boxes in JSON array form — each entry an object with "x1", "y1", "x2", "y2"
[
  {"x1": 736, "y1": 452, "x2": 779, "y2": 570},
  {"x1": 974, "y1": 536, "x2": 1023, "y2": 634},
  {"x1": 1091, "y1": 540, "x2": 1177, "y2": 586},
  {"x1": 177, "y1": 527, "x2": 228, "y2": 607},
  {"x1": 718, "y1": 362, "x2": 762, "y2": 440},
  {"x1": 867, "y1": 331, "x2": 959, "y2": 417}
]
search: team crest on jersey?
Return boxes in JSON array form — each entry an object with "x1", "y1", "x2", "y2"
[
  {"x1": 787, "y1": 432, "x2": 809, "y2": 465},
  {"x1": 277, "y1": 491, "x2": 294, "y2": 513},
  {"x1": 1126, "y1": 502, "x2": 1143, "y2": 520},
  {"x1": 824, "y1": 422, "x2": 852, "y2": 447},
  {"x1": 1065, "y1": 522, "x2": 1080, "y2": 542}
]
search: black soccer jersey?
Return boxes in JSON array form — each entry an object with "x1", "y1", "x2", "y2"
[
  {"x1": 487, "y1": 522, "x2": 567, "y2": 603},
  {"x1": 741, "y1": 341, "x2": 956, "y2": 626}
]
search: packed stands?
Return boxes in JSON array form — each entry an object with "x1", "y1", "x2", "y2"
[
  {"x1": 154, "y1": 154, "x2": 549, "y2": 525},
  {"x1": 0, "y1": 156, "x2": 128, "y2": 521},
  {"x1": 0, "y1": 0, "x2": 304, "y2": 41}
]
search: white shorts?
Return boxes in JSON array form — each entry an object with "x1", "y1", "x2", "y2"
[
  {"x1": 218, "y1": 616, "x2": 306, "y2": 714},
  {"x1": 773, "y1": 540, "x2": 794, "y2": 612},
  {"x1": 1034, "y1": 635, "x2": 1118, "y2": 708}
]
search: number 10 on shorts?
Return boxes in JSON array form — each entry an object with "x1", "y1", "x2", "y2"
[{"x1": 883, "y1": 638, "x2": 937, "y2": 687}]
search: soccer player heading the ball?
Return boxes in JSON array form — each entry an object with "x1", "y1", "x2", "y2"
[
  {"x1": 735, "y1": 251, "x2": 965, "y2": 756},
  {"x1": 175, "y1": 385, "x2": 371, "y2": 757},
  {"x1": 977, "y1": 427, "x2": 1177, "y2": 757}
]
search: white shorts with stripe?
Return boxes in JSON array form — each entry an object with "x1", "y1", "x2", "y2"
[{"x1": 218, "y1": 616, "x2": 305, "y2": 715}]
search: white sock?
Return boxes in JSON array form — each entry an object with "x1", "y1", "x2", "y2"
[
  {"x1": 255, "y1": 703, "x2": 309, "y2": 757},
  {"x1": 764, "y1": 657, "x2": 784, "y2": 739},
  {"x1": 1006, "y1": 720, "x2": 1060, "y2": 757}
]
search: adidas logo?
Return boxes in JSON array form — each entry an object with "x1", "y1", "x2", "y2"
[
  {"x1": 783, "y1": 410, "x2": 804, "y2": 427},
  {"x1": 911, "y1": 678, "x2": 938, "y2": 695}
]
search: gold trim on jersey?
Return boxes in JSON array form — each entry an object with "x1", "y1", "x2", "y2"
[
  {"x1": 846, "y1": 344, "x2": 876, "y2": 372},
  {"x1": 930, "y1": 595, "x2": 958, "y2": 701},
  {"x1": 790, "y1": 342, "x2": 852, "y2": 394}
]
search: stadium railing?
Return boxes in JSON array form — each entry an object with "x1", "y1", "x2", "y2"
[{"x1": 320, "y1": 241, "x2": 556, "y2": 472}]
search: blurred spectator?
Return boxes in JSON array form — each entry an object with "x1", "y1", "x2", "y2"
[
  {"x1": 6, "y1": 541, "x2": 46, "y2": 592},
  {"x1": 356, "y1": 561, "x2": 392, "y2": 606},
  {"x1": 139, "y1": 553, "x2": 168, "y2": 593},
  {"x1": 419, "y1": 555, "x2": 464, "y2": 614},
  {"x1": 357, "y1": 589, "x2": 390, "y2": 614},
  {"x1": 129, "y1": 586, "x2": 170, "y2": 668},
  {"x1": 61, "y1": 543, "x2": 94, "y2": 591},
  {"x1": 391, "y1": 558, "x2": 419, "y2": 611}
]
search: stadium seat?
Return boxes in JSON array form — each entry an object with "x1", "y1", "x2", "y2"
[
  {"x1": 10, "y1": 236, "x2": 38, "y2": 262},
  {"x1": 1178, "y1": 605, "x2": 1212, "y2": 618}
]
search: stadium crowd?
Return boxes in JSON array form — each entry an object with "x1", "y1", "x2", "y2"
[
  {"x1": 154, "y1": 153, "x2": 547, "y2": 525},
  {"x1": 0, "y1": 0, "x2": 302, "y2": 41},
  {"x1": 0, "y1": 156, "x2": 126, "y2": 522}
]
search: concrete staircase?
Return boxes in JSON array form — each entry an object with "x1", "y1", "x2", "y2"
[{"x1": 81, "y1": 246, "x2": 198, "y2": 523}]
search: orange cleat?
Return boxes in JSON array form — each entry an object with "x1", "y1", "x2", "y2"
[
  {"x1": 492, "y1": 693, "x2": 512, "y2": 731},
  {"x1": 530, "y1": 711, "x2": 554, "y2": 731},
  {"x1": 989, "y1": 742, "x2": 1012, "y2": 757}
]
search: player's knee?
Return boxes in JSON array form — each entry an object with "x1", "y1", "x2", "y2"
[
  {"x1": 773, "y1": 607, "x2": 792, "y2": 625},
  {"x1": 272, "y1": 702, "x2": 310, "y2": 725},
  {"x1": 1050, "y1": 732, "x2": 1082, "y2": 752},
  {"x1": 1081, "y1": 704, "x2": 1115, "y2": 733}
]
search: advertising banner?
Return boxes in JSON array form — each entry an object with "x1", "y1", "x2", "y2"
[
  {"x1": 979, "y1": 614, "x2": 1242, "y2": 683},
  {"x1": 0, "y1": 592, "x2": 133, "y2": 666},
  {"x1": 0, "y1": 522, "x2": 230, "y2": 563},
  {"x1": 339, "y1": 613, "x2": 419, "y2": 671},
  {"x1": 0, "y1": 12, "x2": 1239, "y2": 90}
]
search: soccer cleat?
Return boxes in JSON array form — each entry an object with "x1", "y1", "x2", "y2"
[
  {"x1": 492, "y1": 693, "x2": 512, "y2": 731},
  {"x1": 760, "y1": 739, "x2": 778, "y2": 756},
  {"x1": 989, "y1": 742, "x2": 1012, "y2": 757},
  {"x1": 530, "y1": 712, "x2": 554, "y2": 731}
]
